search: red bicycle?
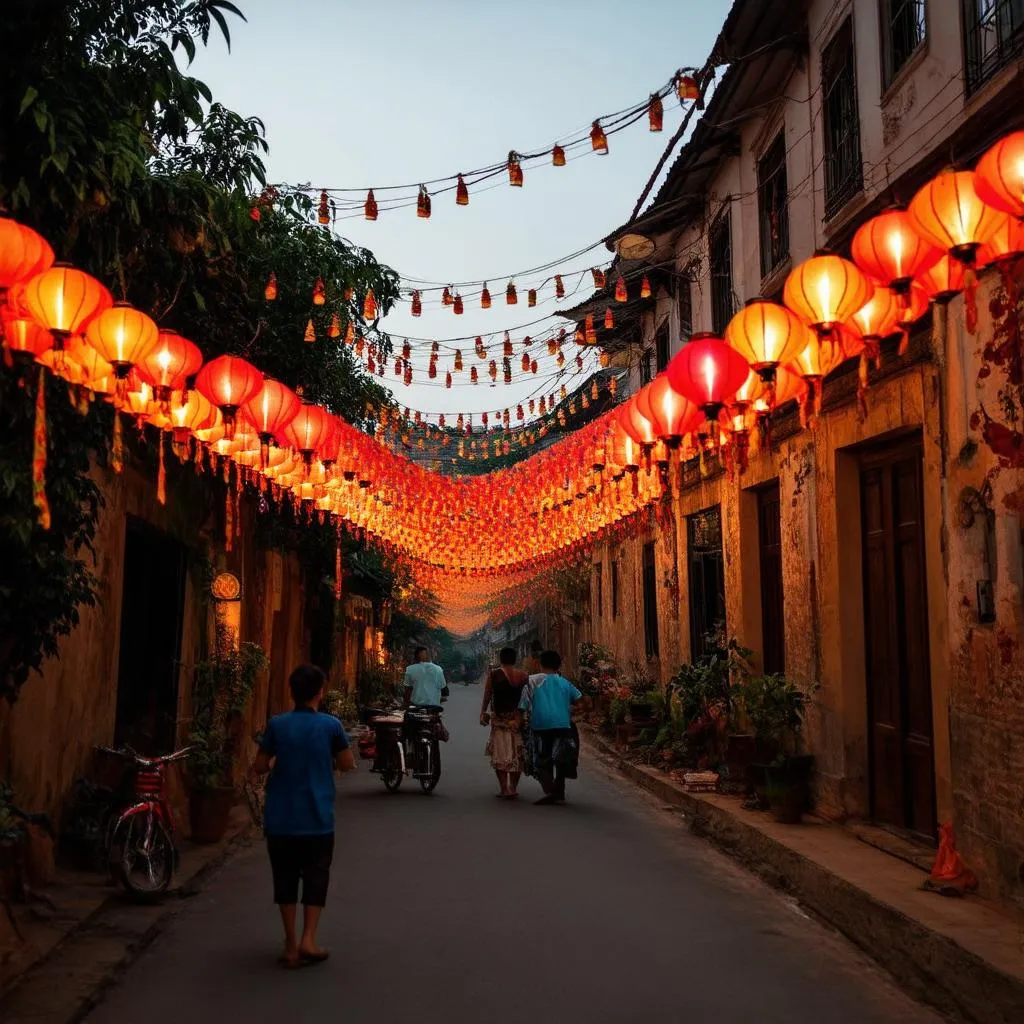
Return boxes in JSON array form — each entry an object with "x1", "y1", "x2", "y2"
[{"x1": 97, "y1": 745, "x2": 191, "y2": 898}]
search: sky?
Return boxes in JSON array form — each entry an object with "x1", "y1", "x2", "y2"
[{"x1": 190, "y1": 0, "x2": 733, "y2": 423}]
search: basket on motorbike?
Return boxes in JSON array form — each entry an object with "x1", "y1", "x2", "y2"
[{"x1": 369, "y1": 715, "x2": 404, "y2": 772}]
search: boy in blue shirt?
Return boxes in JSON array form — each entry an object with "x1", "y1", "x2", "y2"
[
  {"x1": 519, "y1": 650, "x2": 582, "y2": 805},
  {"x1": 251, "y1": 664, "x2": 355, "y2": 968}
]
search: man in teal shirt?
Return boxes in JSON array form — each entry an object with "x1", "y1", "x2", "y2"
[{"x1": 403, "y1": 647, "x2": 448, "y2": 708}]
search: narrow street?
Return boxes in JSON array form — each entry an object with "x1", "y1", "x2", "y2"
[{"x1": 87, "y1": 687, "x2": 939, "y2": 1024}]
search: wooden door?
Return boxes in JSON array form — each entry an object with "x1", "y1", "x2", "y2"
[
  {"x1": 860, "y1": 442, "x2": 936, "y2": 839},
  {"x1": 757, "y1": 484, "x2": 785, "y2": 675},
  {"x1": 688, "y1": 506, "x2": 725, "y2": 661}
]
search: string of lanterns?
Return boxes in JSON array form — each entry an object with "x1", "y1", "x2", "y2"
[{"x1": 5, "y1": 129, "x2": 1024, "y2": 628}]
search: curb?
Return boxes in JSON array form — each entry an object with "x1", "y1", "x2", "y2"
[
  {"x1": 0, "y1": 824, "x2": 253, "y2": 1024},
  {"x1": 584, "y1": 729, "x2": 1024, "y2": 1024}
]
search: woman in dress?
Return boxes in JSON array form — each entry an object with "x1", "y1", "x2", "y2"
[{"x1": 480, "y1": 646, "x2": 527, "y2": 799}]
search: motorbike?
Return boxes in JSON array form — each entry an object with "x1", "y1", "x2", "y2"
[
  {"x1": 364, "y1": 705, "x2": 444, "y2": 794},
  {"x1": 96, "y1": 744, "x2": 191, "y2": 898}
]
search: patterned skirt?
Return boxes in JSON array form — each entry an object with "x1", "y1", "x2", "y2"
[{"x1": 485, "y1": 713, "x2": 524, "y2": 772}]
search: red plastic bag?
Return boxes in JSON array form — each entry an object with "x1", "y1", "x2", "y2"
[{"x1": 925, "y1": 823, "x2": 978, "y2": 897}]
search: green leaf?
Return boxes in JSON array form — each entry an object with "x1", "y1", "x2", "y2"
[{"x1": 19, "y1": 86, "x2": 38, "y2": 115}]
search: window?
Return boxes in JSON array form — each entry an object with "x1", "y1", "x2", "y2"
[
  {"x1": 678, "y1": 276, "x2": 693, "y2": 344},
  {"x1": 594, "y1": 562, "x2": 603, "y2": 617},
  {"x1": 687, "y1": 506, "x2": 725, "y2": 661},
  {"x1": 882, "y1": 1, "x2": 926, "y2": 86},
  {"x1": 655, "y1": 323, "x2": 670, "y2": 373},
  {"x1": 822, "y1": 18, "x2": 863, "y2": 219},
  {"x1": 964, "y1": 0, "x2": 1024, "y2": 94},
  {"x1": 640, "y1": 348, "x2": 654, "y2": 385},
  {"x1": 642, "y1": 542, "x2": 660, "y2": 659},
  {"x1": 757, "y1": 131, "x2": 790, "y2": 279},
  {"x1": 611, "y1": 558, "x2": 620, "y2": 620},
  {"x1": 709, "y1": 208, "x2": 734, "y2": 335}
]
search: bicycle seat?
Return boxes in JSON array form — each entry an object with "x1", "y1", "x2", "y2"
[{"x1": 371, "y1": 715, "x2": 405, "y2": 725}]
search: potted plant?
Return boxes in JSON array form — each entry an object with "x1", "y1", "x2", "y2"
[
  {"x1": 187, "y1": 640, "x2": 266, "y2": 843},
  {"x1": 740, "y1": 673, "x2": 813, "y2": 823}
]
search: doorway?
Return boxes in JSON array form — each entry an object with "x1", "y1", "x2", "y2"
[
  {"x1": 114, "y1": 517, "x2": 187, "y2": 755},
  {"x1": 860, "y1": 440, "x2": 936, "y2": 840},
  {"x1": 687, "y1": 505, "x2": 725, "y2": 661},
  {"x1": 757, "y1": 483, "x2": 785, "y2": 675}
]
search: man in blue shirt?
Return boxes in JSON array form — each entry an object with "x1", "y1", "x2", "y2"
[
  {"x1": 402, "y1": 646, "x2": 448, "y2": 708},
  {"x1": 519, "y1": 649, "x2": 582, "y2": 805},
  {"x1": 252, "y1": 664, "x2": 355, "y2": 968}
]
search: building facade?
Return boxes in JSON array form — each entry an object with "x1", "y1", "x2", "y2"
[{"x1": 580, "y1": 0, "x2": 1024, "y2": 907}]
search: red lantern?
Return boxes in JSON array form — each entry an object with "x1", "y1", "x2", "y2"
[
  {"x1": 975, "y1": 131, "x2": 1024, "y2": 219},
  {"x1": 555, "y1": 274, "x2": 565, "y2": 299},
  {"x1": 411, "y1": 290, "x2": 422, "y2": 316},
  {"x1": 417, "y1": 185, "x2": 431, "y2": 219},
  {"x1": 84, "y1": 301, "x2": 159, "y2": 379},
  {"x1": 23, "y1": 263, "x2": 112, "y2": 349},
  {"x1": 592, "y1": 268, "x2": 607, "y2": 289},
  {"x1": 619, "y1": 395, "x2": 657, "y2": 448},
  {"x1": 783, "y1": 253, "x2": 871, "y2": 337},
  {"x1": 364, "y1": 190, "x2": 378, "y2": 221},
  {"x1": 527, "y1": 289, "x2": 537, "y2": 308},
  {"x1": 453, "y1": 293, "x2": 464, "y2": 315},
  {"x1": 312, "y1": 277, "x2": 326, "y2": 305},
  {"x1": 508, "y1": 152, "x2": 524, "y2": 187},
  {"x1": 241, "y1": 378, "x2": 301, "y2": 445},
  {"x1": 677, "y1": 73, "x2": 699, "y2": 102},
  {"x1": 552, "y1": 144, "x2": 566, "y2": 167},
  {"x1": 135, "y1": 329, "x2": 203, "y2": 402},
  {"x1": 456, "y1": 174, "x2": 470, "y2": 206},
  {"x1": 637, "y1": 376, "x2": 699, "y2": 448},
  {"x1": 977, "y1": 212, "x2": 1024, "y2": 266},
  {"x1": 615, "y1": 275, "x2": 627, "y2": 302},
  {"x1": 590, "y1": 121, "x2": 608, "y2": 155},
  {"x1": 851, "y1": 209, "x2": 941, "y2": 299},
  {"x1": 363, "y1": 288, "x2": 377, "y2": 320},
  {"x1": 666, "y1": 333, "x2": 750, "y2": 421},
  {"x1": 648, "y1": 93, "x2": 664, "y2": 132},
  {"x1": 0, "y1": 216, "x2": 54, "y2": 298},
  {"x1": 481, "y1": 283, "x2": 492, "y2": 309},
  {"x1": 604, "y1": 308, "x2": 614, "y2": 329},
  {"x1": 195, "y1": 354, "x2": 263, "y2": 433},
  {"x1": 506, "y1": 281, "x2": 517, "y2": 305},
  {"x1": 908, "y1": 170, "x2": 1002, "y2": 266},
  {"x1": 280, "y1": 402, "x2": 335, "y2": 466}
]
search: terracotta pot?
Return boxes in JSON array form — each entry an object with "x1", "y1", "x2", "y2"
[{"x1": 188, "y1": 787, "x2": 235, "y2": 844}]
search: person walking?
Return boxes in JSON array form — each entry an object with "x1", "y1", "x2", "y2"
[
  {"x1": 480, "y1": 646, "x2": 527, "y2": 799},
  {"x1": 250, "y1": 664, "x2": 355, "y2": 968},
  {"x1": 519, "y1": 650, "x2": 582, "y2": 805}
]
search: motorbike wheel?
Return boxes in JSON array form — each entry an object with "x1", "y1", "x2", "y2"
[
  {"x1": 419, "y1": 741, "x2": 441, "y2": 794},
  {"x1": 382, "y1": 743, "x2": 404, "y2": 792},
  {"x1": 111, "y1": 812, "x2": 174, "y2": 899}
]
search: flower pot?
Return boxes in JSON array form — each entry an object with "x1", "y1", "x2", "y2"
[
  {"x1": 188, "y1": 787, "x2": 235, "y2": 844},
  {"x1": 765, "y1": 756, "x2": 814, "y2": 824}
]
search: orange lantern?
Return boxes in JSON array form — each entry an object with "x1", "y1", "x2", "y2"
[
  {"x1": 363, "y1": 288, "x2": 377, "y2": 320},
  {"x1": 23, "y1": 263, "x2": 112, "y2": 348},
  {"x1": 851, "y1": 209, "x2": 941, "y2": 300},
  {"x1": 304, "y1": 318, "x2": 316, "y2": 343},
  {"x1": 135, "y1": 328, "x2": 202, "y2": 402},
  {"x1": 508, "y1": 152, "x2": 524, "y2": 187},
  {"x1": 592, "y1": 268, "x2": 607, "y2": 289},
  {"x1": 241, "y1": 378, "x2": 301, "y2": 446},
  {"x1": 648, "y1": 93, "x2": 664, "y2": 132},
  {"x1": 724, "y1": 299, "x2": 809, "y2": 388},
  {"x1": 615, "y1": 275, "x2": 627, "y2": 302},
  {"x1": 916, "y1": 255, "x2": 966, "y2": 304},
  {"x1": 264, "y1": 272, "x2": 278, "y2": 301},
  {"x1": 847, "y1": 284, "x2": 902, "y2": 344},
  {"x1": 974, "y1": 131, "x2": 1024, "y2": 219},
  {"x1": 481, "y1": 283, "x2": 492, "y2": 309},
  {"x1": 456, "y1": 174, "x2": 470, "y2": 206},
  {"x1": 0, "y1": 216, "x2": 54, "y2": 298},
  {"x1": 604, "y1": 308, "x2": 614, "y2": 329},
  {"x1": 590, "y1": 121, "x2": 608, "y2": 155},
  {"x1": 552, "y1": 144, "x2": 566, "y2": 167},
  {"x1": 195, "y1": 354, "x2": 263, "y2": 432},
  {"x1": 619, "y1": 394, "x2": 658, "y2": 449},
  {"x1": 908, "y1": 170, "x2": 1002, "y2": 266},
  {"x1": 977, "y1": 212, "x2": 1024, "y2": 266},
  {"x1": 783, "y1": 252, "x2": 871, "y2": 337},
  {"x1": 1, "y1": 313, "x2": 52, "y2": 361},
  {"x1": 677, "y1": 72, "x2": 699, "y2": 101},
  {"x1": 280, "y1": 402, "x2": 336, "y2": 467},
  {"x1": 84, "y1": 301, "x2": 158, "y2": 379}
]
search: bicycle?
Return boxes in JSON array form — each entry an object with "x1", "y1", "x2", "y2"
[{"x1": 96, "y1": 745, "x2": 191, "y2": 899}]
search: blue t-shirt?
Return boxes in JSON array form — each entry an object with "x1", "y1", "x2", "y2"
[
  {"x1": 403, "y1": 661, "x2": 446, "y2": 706},
  {"x1": 259, "y1": 708, "x2": 349, "y2": 836},
  {"x1": 520, "y1": 673, "x2": 582, "y2": 730}
]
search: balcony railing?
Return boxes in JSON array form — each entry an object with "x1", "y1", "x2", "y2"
[{"x1": 964, "y1": 0, "x2": 1024, "y2": 95}]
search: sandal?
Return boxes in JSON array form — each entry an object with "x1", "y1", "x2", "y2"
[{"x1": 299, "y1": 949, "x2": 330, "y2": 963}]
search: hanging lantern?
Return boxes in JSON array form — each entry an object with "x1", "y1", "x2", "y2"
[
  {"x1": 552, "y1": 143, "x2": 566, "y2": 167},
  {"x1": 975, "y1": 131, "x2": 1024, "y2": 219},
  {"x1": 591, "y1": 120, "x2": 608, "y2": 155},
  {"x1": 364, "y1": 190, "x2": 378, "y2": 221},
  {"x1": 169, "y1": 390, "x2": 217, "y2": 443},
  {"x1": 0, "y1": 216, "x2": 54, "y2": 300},
  {"x1": 304, "y1": 318, "x2": 316, "y2": 343},
  {"x1": 604, "y1": 308, "x2": 614, "y2": 329},
  {"x1": 363, "y1": 288, "x2": 377, "y2": 320},
  {"x1": 724, "y1": 299, "x2": 809, "y2": 391},
  {"x1": 471, "y1": 366, "x2": 479, "y2": 383},
  {"x1": 416, "y1": 185, "x2": 432, "y2": 219},
  {"x1": 508, "y1": 152, "x2": 524, "y2": 187},
  {"x1": 264, "y1": 272, "x2": 278, "y2": 301},
  {"x1": 600, "y1": 351, "x2": 610, "y2": 368},
  {"x1": 640, "y1": 275, "x2": 652, "y2": 299},
  {"x1": 666, "y1": 333, "x2": 750, "y2": 422},
  {"x1": 615, "y1": 274, "x2": 627, "y2": 302},
  {"x1": 783, "y1": 252, "x2": 871, "y2": 338},
  {"x1": 446, "y1": 371, "x2": 453, "y2": 389},
  {"x1": 195, "y1": 354, "x2": 263, "y2": 435},
  {"x1": 23, "y1": 263, "x2": 112, "y2": 350},
  {"x1": 788, "y1": 333, "x2": 849, "y2": 422},
  {"x1": 280, "y1": 402, "x2": 336, "y2": 467},
  {"x1": 411, "y1": 290, "x2": 422, "y2": 316},
  {"x1": 977, "y1": 212, "x2": 1024, "y2": 266},
  {"x1": 677, "y1": 72, "x2": 699, "y2": 102},
  {"x1": 848, "y1": 283, "x2": 902, "y2": 344},
  {"x1": 241, "y1": 378, "x2": 301, "y2": 449},
  {"x1": 480, "y1": 283, "x2": 492, "y2": 309},
  {"x1": 521, "y1": 351, "x2": 530, "y2": 372},
  {"x1": 592, "y1": 268, "x2": 607, "y2": 290},
  {"x1": 851, "y1": 209, "x2": 941, "y2": 301},
  {"x1": 84, "y1": 301, "x2": 158, "y2": 379},
  {"x1": 531, "y1": 359, "x2": 538, "y2": 374},
  {"x1": 506, "y1": 281, "x2": 518, "y2": 305},
  {"x1": 442, "y1": 286, "x2": 453, "y2": 306},
  {"x1": 503, "y1": 331, "x2": 513, "y2": 357},
  {"x1": 456, "y1": 174, "x2": 470, "y2": 206},
  {"x1": 135, "y1": 328, "x2": 202, "y2": 403},
  {"x1": 453, "y1": 293, "x2": 464, "y2": 315},
  {"x1": 555, "y1": 274, "x2": 565, "y2": 299},
  {"x1": 916, "y1": 255, "x2": 966, "y2": 304},
  {"x1": 489, "y1": 359, "x2": 497, "y2": 381},
  {"x1": 312, "y1": 277, "x2": 326, "y2": 305},
  {"x1": 454, "y1": 349, "x2": 463, "y2": 371},
  {"x1": 344, "y1": 321, "x2": 355, "y2": 345},
  {"x1": 648, "y1": 93, "x2": 664, "y2": 132},
  {"x1": 619, "y1": 394, "x2": 658, "y2": 449},
  {"x1": 329, "y1": 313, "x2": 342, "y2": 339},
  {"x1": 585, "y1": 313, "x2": 597, "y2": 345},
  {"x1": 908, "y1": 170, "x2": 1002, "y2": 267},
  {"x1": 1, "y1": 313, "x2": 52, "y2": 361},
  {"x1": 528, "y1": 288, "x2": 537, "y2": 307}
]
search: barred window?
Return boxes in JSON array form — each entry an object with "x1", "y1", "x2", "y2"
[
  {"x1": 822, "y1": 18, "x2": 863, "y2": 219},
  {"x1": 964, "y1": 0, "x2": 1024, "y2": 94},
  {"x1": 757, "y1": 131, "x2": 790, "y2": 279},
  {"x1": 882, "y1": 1, "x2": 926, "y2": 86},
  {"x1": 709, "y1": 208, "x2": 734, "y2": 335}
]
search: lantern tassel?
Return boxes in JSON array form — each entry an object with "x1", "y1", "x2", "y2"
[
  {"x1": 897, "y1": 326, "x2": 910, "y2": 358},
  {"x1": 225, "y1": 484, "x2": 234, "y2": 552},
  {"x1": 112, "y1": 411, "x2": 124, "y2": 474},
  {"x1": 965, "y1": 265, "x2": 978, "y2": 335},
  {"x1": 334, "y1": 540, "x2": 343, "y2": 601},
  {"x1": 157, "y1": 432, "x2": 166, "y2": 505},
  {"x1": 32, "y1": 366, "x2": 51, "y2": 530}
]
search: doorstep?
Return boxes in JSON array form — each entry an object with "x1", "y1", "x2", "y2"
[
  {"x1": 584, "y1": 729, "x2": 1024, "y2": 1024},
  {"x1": 0, "y1": 805, "x2": 251, "y2": 1023}
]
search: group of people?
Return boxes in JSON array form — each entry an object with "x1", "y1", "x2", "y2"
[{"x1": 479, "y1": 644, "x2": 583, "y2": 804}]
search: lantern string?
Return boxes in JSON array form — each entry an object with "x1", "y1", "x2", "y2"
[{"x1": 32, "y1": 366, "x2": 51, "y2": 530}]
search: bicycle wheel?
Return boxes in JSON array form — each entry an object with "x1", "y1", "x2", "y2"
[
  {"x1": 382, "y1": 743, "x2": 403, "y2": 792},
  {"x1": 419, "y1": 740, "x2": 441, "y2": 794},
  {"x1": 113, "y1": 812, "x2": 174, "y2": 899}
]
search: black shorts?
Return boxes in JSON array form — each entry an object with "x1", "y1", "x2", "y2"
[{"x1": 266, "y1": 833, "x2": 335, "y2": 907}]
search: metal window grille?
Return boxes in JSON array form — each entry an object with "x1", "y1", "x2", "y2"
[
  {"x1": 822, "y1": 18, "x2": 863, "y2": 219},
  {"x1": 709, "y1": 208, "x2": 734, "y2": 335},
  {"x1": 687, "y1": 506, "x2": 725, "y2": 662},
  {"x1": 757, "y1": 131, "x2": 790, "y2": 279},
  {"x1": 642, "y1": 542, "x2": 660, "y2": 659},
  {"x1": 678, "y1": 277, "x2": 693, "y2": 343},
  {"x1": 882, "y1": 0, "x2": 927, "y2": 86},
  {"x1": 655, "y1": 324, "x2": 670, "y2": 372},
  {"x1": 964, "y1": 0, "x2": 1024, "y2": 94}
]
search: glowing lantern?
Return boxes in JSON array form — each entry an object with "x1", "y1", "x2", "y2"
[
  {"x1": 615, "y1": 275, "x2": 627, "y2": 302},
  {"x1": 724, "y1": 299, "x2": 809, "y2": 390},
  {"x1": 848, "y1": 284, "x2": 902, "y2": 344},
  {"x1": 456, "y1": 174, "x2": 470, "y2": 206},
  {"x1": 264, "y1": 272, "x2": 278, "y2": 301},
  {"x1": 555, "y1": 274, "x2": 565, "y2": 298},
  {"x1": 2, "y1": 314, "x2": 52, "y2": 361},
  {"x1": 637, "y1": 376, "x2": 699, "y2": 448},
  {"x1": 506, "y1": 281, "x2": 517, "y2": 305},
  {"x1": 975, "y1": 131, "x2": 1024, "y2": 219},
  {"x1": 908, "y1": 170, "x2": 1002, "y2": 266},
  {"x1": 640, "y1": 275, "x2": 652, "y2": 299},
  {"x1": 916, "y1": 255, "x2": 966, "y2": 304},
  {"x1": 677, "y1": 73, "x2": 699, "y2": 101},
  {"x1": 66, "y1": 336, "x2": 114, "y2": 387},
  {"x1": 364, "y1": 190, "x2": 378, "y2": 221},
  {"x1": 592, "y1": 268, "x2": 606, "y2": 289},
  {"x1": 552, "y1": 144, "x2": 566, "y2": 167},
  {"x1": 23, "y1": 263, "x2": 112, "y2": 349},
  {"x1": 508, "y1": 152, "x2": 524, "y2": 187},
  {"x1": 417, "y1": 185, "x2": 432, "y2": 219},
  {"x1": 304, "y1": 318, "x2": 316, "y2": 343},
  {"x1": 84, "y1": 302, "x2": 158, "y2": 379},
  {"x1": 168, "y1": 390, "x2": 216, "y2": 442},
  {"x1": 0, "y1": 217, "x2": 54, "y2": 298},
  {"x1": 591, "y1": 121, "x2": 608, "y2": 155},
  {"x1": 312, "y1": 277, "x2": 326, "y2": 305},
  {"x1": 619, "y1": 395, "x2": 657, "y2": 449},
  {"x1": 195, "y1": 354, "x2": 263, "y2": 433},
  {"x1": 481, "y1": 283, "x2": 492, "y2": 309},
  {"x1": 666, "y1": 333, "x2": 751, "y2": 422},
  {"x1": 411, "y1": 291, "x2": 422, "y2": 316},
  {"x1": 329, "y1": 313, "x2": 342, "y2": 339},
  {"x1": 977, "y1": 212, "x2": 1024, "y2": 266},
  {"x1": 604, "y1": 308, "x2": 614, "y2": 329},
  {"x1": 280, "y1": 402, "x2": 336, "y2": 467},
  {"x1": 648, "y1": 93, "x2": 664, "y2": 132},
  {"x1": 851, "y1": 209, "x2": 941, "y2": 300},
  {"x1": 241, "y1": 378, "x2": 301, "y2": 447},
  {"x1": 363, "y1": 288, "x2": 377, "y2": 320},
  {"x1": 454, "y1": 350, "x2": 463, "y2": 371},
  {"x1": 135, "y1": 329, "x2": 203, "y2": 402},
  {"x1": 783, "y1": 253, "x2": 871, "y2": 337}
]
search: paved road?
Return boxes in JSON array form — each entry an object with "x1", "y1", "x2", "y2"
[{"x1": 88, "y1": 685, "x2": 940, "y2": 1024}]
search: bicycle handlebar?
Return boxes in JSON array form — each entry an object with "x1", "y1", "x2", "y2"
[{"x1": 95, "y1": 745, "x2": 193, "y2": 765}]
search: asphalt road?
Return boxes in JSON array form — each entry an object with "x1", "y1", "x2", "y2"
[{"x1": 87, "y1": 684, "x2": 940, "y2": 1024}]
